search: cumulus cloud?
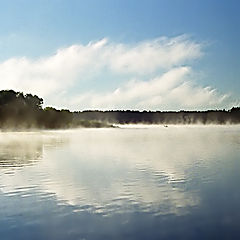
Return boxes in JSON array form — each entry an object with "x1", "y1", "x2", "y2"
[
  {"x1": 70, "y1": 67, "x2": 230, "y2": 110},
  {"x1": 0, "y1": 35, "x2": 234, "y2": 110}
]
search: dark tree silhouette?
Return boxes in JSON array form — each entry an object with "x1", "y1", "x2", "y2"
[{"x1": 0, "y1": 90, "x2": 239, "y2": 130}]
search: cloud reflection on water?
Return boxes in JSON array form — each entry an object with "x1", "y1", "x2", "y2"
[{"x1": 0, "y1": 126, "x2": 239, "y2": 217}]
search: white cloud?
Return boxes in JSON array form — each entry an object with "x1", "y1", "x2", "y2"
[
  {"x1": 70, "y1": 67, "x2": 231, "y2": 110},
  {"x1": 107, "y1": 35, "x2": 202, "y2": 74},
  {"x1": 0, "y1": 35, "x2": 234, "y2": 110}
]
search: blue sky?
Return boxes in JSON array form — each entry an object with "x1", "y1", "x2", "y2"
[{"x1": 0, "y1": 0, "x2": 239, "y2": 110}]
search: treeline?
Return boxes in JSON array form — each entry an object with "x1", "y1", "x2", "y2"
[
  {"x1": 0, "y1": 90, "x2": 240, "y2": 129},
  {"x1": 0, "y1": 90, "x2": 110, "y2": 129},
  {"x1": 74, "y1": 108, "x2": 240, "y2": 125}
]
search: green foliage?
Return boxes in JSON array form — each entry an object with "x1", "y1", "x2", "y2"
[
  {"x1": 0, "y1": 90, "x2": 112, "y2": 129},
  {"x1": 0, "y1": 89, "x2": 240, "y2": 130},
  {"x1": 0, "y1": 90, "x2": 44, "y2": 129}
]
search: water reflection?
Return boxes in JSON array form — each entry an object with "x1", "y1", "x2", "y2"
[
  {"x1": 0, "y1": 127, "x2": 238, "y2": 215},
  {"x1": 0, "y1": 131, "x2": 68, "y2": 195},
  {"x1": 0, "y1": 132, "x2": 67, "y2": 171},
  {"x1": 0, "y1": 134, "x2": 43, "y2": 172},
  {"x1": 0, "y1": 126, "x2": 240, "y2": 239},
  {"x1": 40, "y1": 127, "x2": 232, "y2": 216}
]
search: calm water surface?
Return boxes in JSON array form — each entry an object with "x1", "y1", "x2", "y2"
[{"x1": 0, "y1": 126, "x2": 240, "y2": 239}]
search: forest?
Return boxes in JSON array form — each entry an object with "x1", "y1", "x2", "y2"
[
  {"x1": 0, "y1": 90, "x2": 110, "y2": 129},
  {"x1": 0, "y1": 90, "x2": 240, "y2": 129}
]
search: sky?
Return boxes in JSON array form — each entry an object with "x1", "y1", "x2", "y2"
[{"x1": 0, "y1": 0, "x2": 239, "y2": 111}]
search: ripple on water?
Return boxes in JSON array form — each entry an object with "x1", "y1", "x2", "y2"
[{"x1": 1, "y1": 127, "x2": 240, "y2": 239}]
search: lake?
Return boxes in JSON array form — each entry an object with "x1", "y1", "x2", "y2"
[{"x1": 0, "y1": 126, "x2": 240, "y2": 239}]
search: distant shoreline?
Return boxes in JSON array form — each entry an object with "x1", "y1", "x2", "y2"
[
  {"x1": 1, "y1": 123, "x2": 240, "y2": 133},
  {"x1": 0, "y1": 90, "x2": 240, "y2": 129}
]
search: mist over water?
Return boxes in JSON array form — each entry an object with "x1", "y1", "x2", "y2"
[{"x1": 0, "y1": 126, "x2": 240, "y2": 239}]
